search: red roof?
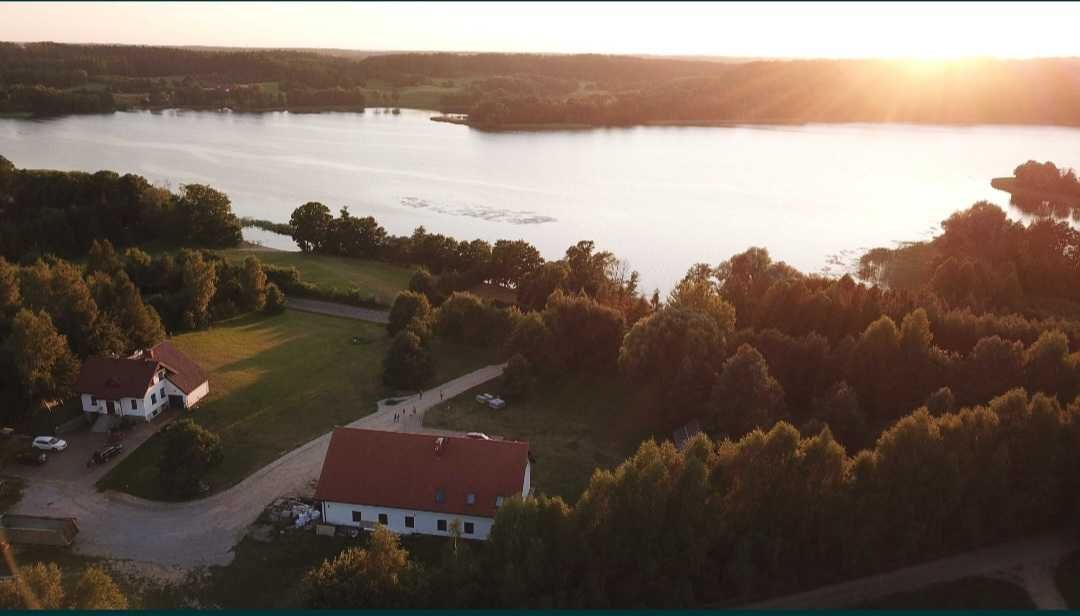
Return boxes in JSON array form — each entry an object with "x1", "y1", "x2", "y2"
[
  {"x1": 314, "y1": 428, "x2": 530, "y2": 518},
  {"x1": 75, "y1": 340, "x2": 207, "y2": 399},
  {"x1": 147, "y1": 340, "x2": 207, "y2": 394},
  {"x1": 74, "y1": 357, "x2": 159, "y2": 399}
]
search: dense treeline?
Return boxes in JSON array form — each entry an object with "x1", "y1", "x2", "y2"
[
  {"x1": 0, "y1": 156, "x2": 242, "y2": 260},
  {"x1": 858, "y1": 200, "x2": 1080, "y2": 311},
  {"x1": 305, "y1": 388, "x2": 1080, "y2": 608},
  {"x1": 357, "y1": 192, "x2": 1080, "y2": 449},
  {"x1": 466, "y1": 58, "x2": 1080, "y2": 128},
  {"x1": 8, "y1": 45, "x2": 1080, "y2": 128},
  {"x1": 0, "y1": 240, "x2": 283, "y2": 426},
  {"x1": 290, "y1": 202, "x2": 651, "y2": 321}
]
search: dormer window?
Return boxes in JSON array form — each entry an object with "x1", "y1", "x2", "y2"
[
  {"x1": 435, "y1": 488, "x2": 445, "y2": 503},
  {"x1": 466, "y1": 493, "x2": 476, "y2": 505}
]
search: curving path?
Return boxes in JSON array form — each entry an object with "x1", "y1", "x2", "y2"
[{"x1": 11, "y1": 364, "x2": 505, "y2": 567}]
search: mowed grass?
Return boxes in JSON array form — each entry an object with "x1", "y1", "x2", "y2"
[
  {"x1": 218, "y1": 248, "x2": 414, "y2": 305},
  {"x1": 100, "y1": 310, "x2": 498, "y2": 499},
  {"x1": 857, "y1": 576, "x2": 1035, "y2": 610},
  {"x1": 423, "y1": 376, "x2": 648, "y2": 503}
]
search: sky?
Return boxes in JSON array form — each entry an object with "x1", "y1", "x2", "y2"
[{"x1": 0, "y1": 1, "x2": 1079, "y2": 60}]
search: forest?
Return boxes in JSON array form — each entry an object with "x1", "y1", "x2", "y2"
[
  {"x1": 0, "y1": 156, "x2": 242, "y2": 260},
  {"x1": 2, "y1": 156, "x2": 1079, "y2": 607},
  {"x1": 5, "y1": 43, "x2": 1080, "y2": 128}
]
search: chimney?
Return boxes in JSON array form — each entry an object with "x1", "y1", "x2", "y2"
[{"x1": 434, "y1": 437, "x2": 446, "y2": 457}]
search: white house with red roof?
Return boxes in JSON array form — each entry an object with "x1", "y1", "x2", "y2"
[
  {"x1": 315, "y1": 427, "x2": 531, "y2": 540},
  {"x1": 75, "y1": 340, "x2": 209, "y2": 422}
]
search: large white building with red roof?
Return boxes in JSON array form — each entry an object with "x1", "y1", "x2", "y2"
[
  {"x1": 315, "y1": 427, "x2": 532, "y2": 540},
  {"x1": 75, "y1": 340, "x2": 209, "y2": 422}
]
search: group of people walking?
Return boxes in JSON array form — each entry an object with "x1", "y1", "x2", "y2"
[{"x1": 391, "y1": 389, "x2": 444, "y2": 423}]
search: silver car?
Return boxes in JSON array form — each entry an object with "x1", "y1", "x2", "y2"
[{"x1": 32, "y1": 436, "x2": 68, "y2": 451}]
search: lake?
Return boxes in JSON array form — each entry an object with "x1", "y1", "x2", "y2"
[{"x1": 2, "y1": 108, "x2": 1078, "y2": 293}]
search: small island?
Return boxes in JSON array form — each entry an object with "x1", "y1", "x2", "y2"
[{"x1": 991, "y1": 160, "x2": 1080, "y2": 219}]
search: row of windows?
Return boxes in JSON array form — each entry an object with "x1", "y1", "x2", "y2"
[{"x1": 351, "y1": 510, "x2": 474, "y2": 534}]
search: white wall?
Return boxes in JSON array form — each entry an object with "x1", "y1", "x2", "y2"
[
  {"x1": 322, "y1": 502, "x2": 496, "y2": 540},
  {"x1": 182, "y1": 381, "x2": 209, "y2": 407},
  {"x1": 523, "y1": 461, "x2": 532, "y2": 497}
]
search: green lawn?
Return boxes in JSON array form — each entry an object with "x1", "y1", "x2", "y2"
[
  {"x1": 218, "y1": 248, "x2": 414, "y2": 305},
  {"x1": 857, "y1": 576, "x2": 1035, "y2": 609},
  {"x1": 423, "y1": 376, "x2": 649, "y2": 503},
  {"x1": 100, "y1": 310, "x2": 497, "y2": 499},
  {"x1": 1057, "y1": 550, "x2": 1080, "y2": 609}
]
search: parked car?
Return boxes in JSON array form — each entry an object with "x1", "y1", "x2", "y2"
[
  {"x1": 31, "y1": 436, "x2": 67, "y2": 451},
  {"x1": 475, "y1": 393, "x2": 494, "y2": 404},
  {"x1": 87, "y1": 444, "x2": 124, "y2": 467},
  {"x1": 466, "y1": 432, "x2": 492, "y2": 440},
  {"x1": 487, "y1": 398, "x2": 507, "y2": 410},
  {"x1": 15, "y1": 450, "x2": 47, "y2": 466}
]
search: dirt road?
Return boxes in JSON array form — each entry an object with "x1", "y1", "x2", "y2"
[
  {"x1": 284, "y1": 297, "x2": 389, "y2": 324},
  {"x1": 740, "y1": 530, "x2": 1077, "y2": 609},
  {"x1": 11, "y1": 364, "x2": 504, "y2": 567}
]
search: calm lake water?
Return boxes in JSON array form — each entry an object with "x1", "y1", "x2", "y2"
[{"x1": 2, "y1": 108, "x2": 1078, "y2": 292}]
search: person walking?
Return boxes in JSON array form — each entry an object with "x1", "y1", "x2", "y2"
[{"x1": 440, "y1": 390, "x2": 444, "y2": 401}]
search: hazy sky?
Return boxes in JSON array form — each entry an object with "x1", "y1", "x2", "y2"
[{"x1": 1, "y1": 1, "x2": 1078, "y2": 59}]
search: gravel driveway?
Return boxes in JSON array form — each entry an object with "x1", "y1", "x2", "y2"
[{"x1": 10, "y1": 364, "x2": 504, "y2": 567}]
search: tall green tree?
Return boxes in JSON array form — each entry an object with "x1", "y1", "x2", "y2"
[
  {"x1": 175, "y1": 184, "x2": 242, "y2": 247},
  {"x1": 289, "y1": 201, "x2": 333, "y2": 253},
  {"x1": 388, "y1": 291, "x2": 432, "y2": 336},
  {"x1": 158, "y1": 419, "x2": 224, "y2": 498},
  {"x1": 5, "y1": 309, "x2": 79, "y2": 407},
  {"x1": 709, "y1": 344, "x2": 785, "y2": 438}
]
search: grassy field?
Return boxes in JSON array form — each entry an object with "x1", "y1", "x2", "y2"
[
  {"x1": 857, "y1": 576, "x2": 1035, "y2": 609},
  {"x1": 218, "y1": 248, "x2": 414, "y2": 305},
  {"x1": 423, "y1": 375, "x2": 650, "y2": 503},
  {"x1": 100, "y1": 310, "x2": 497, "y2": 499},
  {"x1": 1057, "y1": 550, "x2": 1080, "y2": 609}
]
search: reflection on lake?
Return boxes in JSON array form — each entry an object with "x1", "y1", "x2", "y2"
[{"x1": 2, "y1": 108, "x2": 1079, "y2": 291}]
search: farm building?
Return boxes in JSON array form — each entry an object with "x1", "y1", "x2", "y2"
[
  {"x1": 315, "y1": 427, "x2": 531, "y2": 540},
  {"x1": 75, "y1": 340, "x2": 209, "y2": 422}
]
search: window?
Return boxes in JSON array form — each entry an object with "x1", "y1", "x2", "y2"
[
  {"x1": 404, "y1": 516, "x2": 414, "y2": 529},
  {"x1": 378, "y1": 513, "x2": 388, "y2": 525},
  {"x1": 151, "y1": 393, "x2": 157, "y2": 404},
  {"x1": 130, "y1": 399, "x2": 137, "y2": 410},
  {"x1": 352, "y1": 511, "x2": 362, "y2": 522},
  {"x1": 90, "y1": 396, "x2": 97, "y2": 405},
  {"x1": 496, "y1": 496, "x2": 505, "y2": 508},
  {"x1": 464, "y1": 522, "x2": 475, "y2": 535},
  {"x1": 437, "y1": 519, "x2": 447, "y2": 532},
  {"x1": 435, "y1": 488, "x2": 445, "y2": 503},
  {"x1": 466, "y1": 493, "x2": 476, "y2": 505},
  {"x1": 160, "y1": 387, "x2": 165, "y2": 398}
]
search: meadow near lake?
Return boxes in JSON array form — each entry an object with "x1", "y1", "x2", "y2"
[{"x1": 2, "y1": 107, "x2": 1077, "y2": 291}]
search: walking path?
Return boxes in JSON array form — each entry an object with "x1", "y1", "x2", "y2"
[
  {"x1": 285, "y1": 297, "x2": 390, "y2": 324},
  {"x1": 739, "y1": 530, "x2": 1077, "y2": 609},
  {"x1": 11, "y1": 364, "x2": 504, "y2": 567}
]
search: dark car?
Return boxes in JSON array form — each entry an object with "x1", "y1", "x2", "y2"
[
  {"x1": 87, "y1": 444, "x2": 124, "y2": 467},
  {"x1": 15, "y1": 450, "x2": 47, "y2": 466}
]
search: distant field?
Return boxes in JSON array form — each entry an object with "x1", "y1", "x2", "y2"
[
  {"x1": 100, "y1": 310, "x2": 497, "y2": 499},
  {"x1": 857, "y1": 576, "x2": 1035, "y2": 609},
  {"x1": 423, "y1": 376, "x2": 649, "y2": 502},
  {"x1": 217, "y1": 248, "x2": 414, "y2": 305}
]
